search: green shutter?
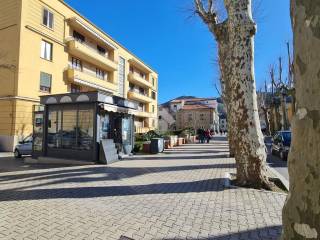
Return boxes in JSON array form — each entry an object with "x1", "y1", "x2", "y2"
[{"x1": 40, "y1": 72, "x2": 52, "y2": 87}]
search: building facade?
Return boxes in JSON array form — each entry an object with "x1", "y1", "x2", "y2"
[
  {"x1": 158, "y1": 106, "x2": 176, "y2": 132},
  {"x1": 176, "y1": 104, "x2": 219, "y2": 131},
  {"x1": 0, "y1": 0, "x2": 158, "y2": 151}
]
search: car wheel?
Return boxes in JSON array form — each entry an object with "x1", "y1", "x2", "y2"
[{"x1": 14, "y1": 149, "x2": 21, "y2": 158}]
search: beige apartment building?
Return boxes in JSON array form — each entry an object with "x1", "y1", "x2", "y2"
[
  {"x1": 176, "y1": 104, "x2": 219, "y2": 131},
  {"x1": 0, "y1": 0, "x2": 158, "y2": 151}
]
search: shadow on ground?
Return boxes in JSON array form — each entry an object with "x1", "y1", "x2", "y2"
[
  {"x1": 0, "y1": 177, "x2": 226, "y2": 201},
  {"x1": 161, "y1": 225, "x2": 282, "y2": 240}
]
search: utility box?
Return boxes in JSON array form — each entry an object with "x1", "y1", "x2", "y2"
[{"x1": 150, "y1": 138, "x2": 164, "y2": 154}]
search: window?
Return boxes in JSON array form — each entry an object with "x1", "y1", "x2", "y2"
[
  {"x1": 139, "y1": 87, "x2": 145, "y2": 95},
  {"x1": 70, "y1": 84, "x2": 81, "y2": 93},
  {"x1": 140, "y1": 71, "x2": 146, "y2": 79},
  {"x1": 96, "y1": 68, "x2": 105, "y2": 80},
  {"x1": 152, "y1": 119, "x2": 156, "y2": 127},
  {"x1": 152, "y1": 77, "x2": 155, "y2": 86},
  {"x1": 152, "y1": 105, "x2": 155, "y2": 113},
  {"x1": 129, "y1": 83, "x2": 135, "y2": 90},
  {"x1": 200, "y1": 114, "x2": 205, "y2": 121},
  {"x1": 159, "y1": 116, "x2": 162, "y2": 120},
  {"x1": 43, "y1": 8, "x2": 54, "y2": 29},
  {"x1": 138, "y1": 103, "x2": 144, "y2": 112},
  {"x1": 129, "y1": 66, "x2": 134, "y2": 73},
  {"x1": 71, "y1": 57, "x2": 82, "y2": 70},
  {"x1": 40, "y1": 72, "x2": 52, "y2": 92},
  {"x1": 40, "y1": 40, "x2": 52, "y2": 61},
  {"x1": 73, "y1": 30, "x2": 85, "y2": 43},
  {"x1": 97, "y1": 45, "x2": 106, "y2": 55},
  {"x1": 152, "y1": 91, "x2": 156, "y2": 100}
]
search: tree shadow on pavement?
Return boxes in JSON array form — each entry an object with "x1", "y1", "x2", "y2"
[
  {"x1": 162, "y1": 225, "x2": 282, "y2": 240},
  {"x1": 0, "y1": 177, "x2": 226, "y2": 201}
]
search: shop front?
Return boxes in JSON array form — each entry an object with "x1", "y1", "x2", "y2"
[{"x1": 32, "y1": 91, "x2": 136, "y2": 164}]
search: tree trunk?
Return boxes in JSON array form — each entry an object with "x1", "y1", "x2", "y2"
[
  {"x1": 224, "y1": 0, "x2": 269, "y2": 188},
  {"x1": 282, "y1": 0, "x2": 320, "y2": 239},
  {"x1": 269, "y1": 105, "x2": 276, "y2": 134},
  {"x1": 194, "y1": 0, "x2": 270, "y2": 189},
  {"x1": 281, "y1": 94, "x2": 288, "y2": 130},
  {"x1": 262, "y1": 107, "x2": 271, "y2": 136}
]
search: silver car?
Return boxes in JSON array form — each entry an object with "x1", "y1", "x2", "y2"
[{"x1": 14, "y1": 135, "x2": 33, "y2": 158}]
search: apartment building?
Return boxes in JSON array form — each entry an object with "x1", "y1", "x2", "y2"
[
  {"x1": 176, "y1": 104, "x2": 219, "y2": 131},
  {"x1": 0, "y1": 0, "x2": 158, "y2": 151}
]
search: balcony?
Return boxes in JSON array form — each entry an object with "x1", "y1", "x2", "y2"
[
  {"x1": 127, "y1": 90, "x2": 152, "y2": 103},
  {"x1": 128, "y1": 72, "x2": 154, "y2": 89},
  {"x1": 66, "y1": 68, "x2": 118, "y2": 93},
  {"x1": 66, "y1": 39, "x2": 118, "y2": 72},
  {"x1": 133, "y1": 110, "x2": 155, "y2": 118}
]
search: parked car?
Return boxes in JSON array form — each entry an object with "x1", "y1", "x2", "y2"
[
  {"x1": 14, "y1": 135, "x2": 33, "y2": 158},
  {"x1": 264, "y1": 136, "x2": 273, "y2": 154},
  {"x1": 271, "y1": 131, "x2": 291, "y2": 160}
]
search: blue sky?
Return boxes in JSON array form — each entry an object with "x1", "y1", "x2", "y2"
[{"x1": 65, "y1": 0, "x2": 292, "y2": 104}]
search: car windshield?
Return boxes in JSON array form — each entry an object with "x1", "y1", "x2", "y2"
[
  {"x1": 23, "y1": 135, "x2": 33, "y2": 142},
  {"x1": 281, "y1": 132, "x2": 291, "y2": 142}
]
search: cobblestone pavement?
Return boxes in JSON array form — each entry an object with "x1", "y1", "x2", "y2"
[{"x1": 0, "y1": 138, "x2": 286, "y2": 240}]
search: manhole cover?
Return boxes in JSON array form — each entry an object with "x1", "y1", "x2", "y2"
[{"x1": 119, "y1": 236, "x2": 134, "y2": 240}]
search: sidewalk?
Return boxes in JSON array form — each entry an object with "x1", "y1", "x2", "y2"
[{"x1": 0, "y1": 139, "x2": 286, "y2": 240}]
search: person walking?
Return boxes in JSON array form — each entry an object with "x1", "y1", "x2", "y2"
[{"x1": 205, "y1": 129, "x2": 211, "y2": 143}]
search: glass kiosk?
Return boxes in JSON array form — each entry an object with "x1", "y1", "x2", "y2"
[{"x1": 33, "y1": 91, "x2": 136, "y2": 164}]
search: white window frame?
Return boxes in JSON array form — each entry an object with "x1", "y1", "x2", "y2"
[
  {"x1": 40, "y1": 40, "x2": 53, "y2": 61},
  {"x1": 42, "y1": 8, "x2": 54, "y2": 29}
]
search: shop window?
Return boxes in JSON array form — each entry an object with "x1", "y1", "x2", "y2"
[
  {"x1": 61, "y1": 110, "x2": 77, "y2": 149},
  {"x1": 78, "y1": 110, "x2": 94, "y2": 150},
  {"x1": 47, "y1": 110, "x2": 61, "y2": 148}
]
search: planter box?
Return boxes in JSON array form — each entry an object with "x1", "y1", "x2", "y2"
[
  {"x1": 164, "y1": 140, "x2": 170, "y2": 149},
  {"x1": 143, "y1": 143, "x2": 151, "y2": 153},
  {"x1": 177, "y1": 138, "x2": 184, "y2": 146}
]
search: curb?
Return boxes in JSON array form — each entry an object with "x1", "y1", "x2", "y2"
[{"x1": 267, "y1": 166, "x2": 289, "y2": 191}]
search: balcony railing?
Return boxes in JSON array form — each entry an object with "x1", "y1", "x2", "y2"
[
  {"x1": 66, "y1": 67, "x2": 117, "y2": 93},
  {"x1": 128, "y1": 72, "x2": 154, "y2": 89},
  {"x1": 66, "y1": 38, "x2": 118, "y2": 72},
  {"x1": 127, "y1": 90, "x2": 152, "y2": 103}
]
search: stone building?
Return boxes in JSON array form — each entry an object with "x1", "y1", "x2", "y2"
[{"x1": 176, "y1": 104, "x2": 219, "y2": 131}]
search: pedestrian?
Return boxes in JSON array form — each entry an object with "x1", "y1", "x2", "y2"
[{"x1": 205, "y1": 129, "x2": 211, "y2": 143}]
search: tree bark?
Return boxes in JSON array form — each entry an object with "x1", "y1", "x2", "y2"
[
  {"x1": 262, "y1": 107, "x2": 271, "y2": 136},
  {"x1": 282, "y1": 0, "x2": 320, "y2": 239},
  {"x1": 224, "y1": 0, "x2": 269, "y2": 188},
  {"x1": 195, "y1": 0, "x2": 270, "y2": 189},
  {"x1": 281, "y1": 94, "x2": 288, "y2": 130}
]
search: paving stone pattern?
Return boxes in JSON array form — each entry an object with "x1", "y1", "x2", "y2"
[{"x1": 0, "y1": 138, "x2": 286, "y2": 240}]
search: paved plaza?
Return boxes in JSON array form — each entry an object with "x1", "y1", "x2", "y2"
[{"x1": 0, "y1": 138, "x2": 286, "y2": 240}]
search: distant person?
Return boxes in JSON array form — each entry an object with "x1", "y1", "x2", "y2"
[{"x1": 205, "y1": 129, "x2": 211, "y2": 143}]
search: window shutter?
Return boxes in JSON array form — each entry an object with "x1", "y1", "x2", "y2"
[{"x1": 40, "y1": 72, "x2": 52, "y2": 88}]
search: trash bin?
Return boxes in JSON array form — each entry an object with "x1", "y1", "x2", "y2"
[{"x1": 150, "y1": 138, "x2": 164, "y2": 154}]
